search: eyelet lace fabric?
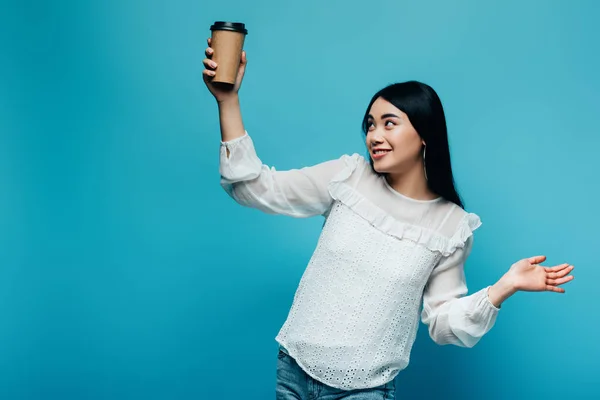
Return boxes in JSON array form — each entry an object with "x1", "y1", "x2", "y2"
[{"x1": 275, "y1": 199, "x2": 443, "y2": 389}]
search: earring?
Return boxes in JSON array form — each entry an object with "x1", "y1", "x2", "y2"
[{"x1": 423, "y1": 146, "x2": 428, "y2": 181}]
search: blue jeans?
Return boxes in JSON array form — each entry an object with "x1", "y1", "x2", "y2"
[{"x1": 276, "y1": 349, "x2": 396, "y2": 400}]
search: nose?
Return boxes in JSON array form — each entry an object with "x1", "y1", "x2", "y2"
[{"x1": 370, "y1": 133, "x2": 384, "y2": 147}]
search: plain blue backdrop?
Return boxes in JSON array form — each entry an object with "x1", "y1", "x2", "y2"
[{"x1": 1, "y1": 0, "x2": 598, "y2": 399}]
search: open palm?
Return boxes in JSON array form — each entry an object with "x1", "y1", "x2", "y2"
[{"x1": 507, "y1": 255, "x2": 574, "y2": 293}]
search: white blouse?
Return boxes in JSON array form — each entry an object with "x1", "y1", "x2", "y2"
[{"x1": 219, "y1": 132, "x2": 500, "y2": 390}]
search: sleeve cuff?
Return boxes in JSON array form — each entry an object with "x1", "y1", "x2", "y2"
[
  {"x1": 447, "y1": 287, "x2": 500, "y2": 347},
  {"x1": 485, "y1": 285, "x2": 501, "y2": 311},
  {"x1": 219, "y1": 131, "x2": 263, "y2": 183},
  {"x1": 220, "y1": 131, "x2": 249, "y2": 146}
]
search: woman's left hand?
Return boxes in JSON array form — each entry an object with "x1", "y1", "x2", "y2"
[{"x1": 506, "y1": 255, "x2": 574, "y2": 293}]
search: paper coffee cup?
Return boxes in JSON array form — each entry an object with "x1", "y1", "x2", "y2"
[{"x1": 210, "y1": 21, "x2": 248, "y2": 85}]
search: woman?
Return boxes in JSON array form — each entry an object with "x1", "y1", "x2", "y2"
[{"x1": 202, "y1": 39, "x2": 574, "y2": 400}]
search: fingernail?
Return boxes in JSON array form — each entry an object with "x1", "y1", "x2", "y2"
[{"x1": 211, "y1": 61, "x2": 217, "y2": 68}]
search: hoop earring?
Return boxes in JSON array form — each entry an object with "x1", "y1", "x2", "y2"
[{"x1": 423, "y1": 146, "x2": 428, "y2": 181}]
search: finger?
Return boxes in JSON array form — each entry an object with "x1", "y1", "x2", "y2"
[
  {"x1": 205, "y1": 47, "x2": 214, "y2": 57},
  {"x1": 547, "y1": 265, "x2": 574, "y2": 279},
  {"x1": 237, "y1": 51, "x2": 247, "y2": 81},
  {"x1": 207, "y1": 37, "x2": 212, "y2": 46},
  {"x1": 547, "y1": 275, "x2": 574, "y2": 286},
  {"x1": 545, "y1": 263, "x2": 573, "y2": 273},
  {"x1": 203, "y1": 58, "x2": 217, "y2": 70},
  {"x1": 203, "y1": 69, "x2": 216, "y2": 78},
  {"x1": 546, "y1": 285, "x2": 565, "y2": 293},
  {"x1": 527, "y1": 255, "x2": 547, "y2": 264}
]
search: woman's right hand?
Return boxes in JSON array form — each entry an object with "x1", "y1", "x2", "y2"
[{"x1": 203, "y1": 38, "x2": 247, "y2": 103}]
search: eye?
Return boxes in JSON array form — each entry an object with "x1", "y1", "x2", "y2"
[
  {"x1": 367, "y1": 121, "x2": 375, "y2": 131},
  {"x1": 385, "y1": 120, "x2": 395, "y2": 128}
]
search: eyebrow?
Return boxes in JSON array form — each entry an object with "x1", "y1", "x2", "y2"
[{"x1": 367, "y1": 113, "x2": 401, "y2": 120}]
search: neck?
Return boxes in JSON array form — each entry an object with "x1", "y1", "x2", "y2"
[{"x1": 385, "y1": 162, "x2": 437, "y2": 201}]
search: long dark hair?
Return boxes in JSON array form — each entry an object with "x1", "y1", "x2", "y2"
[{"x1": 361, "y1": 81, "x2": 464, "y2": 209}]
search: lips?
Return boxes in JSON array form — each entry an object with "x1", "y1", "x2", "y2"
[{"x1": 372, "y1": 149, "x2": 391, "y2": 159}]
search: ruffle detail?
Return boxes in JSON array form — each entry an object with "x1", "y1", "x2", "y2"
[{"x1": 327, "y1": 155, "x2": 481, "y2": 257}]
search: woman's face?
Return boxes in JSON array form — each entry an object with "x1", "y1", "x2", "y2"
[{"x1": 365, "y1": 97, "x2": 424, "y2": 175}]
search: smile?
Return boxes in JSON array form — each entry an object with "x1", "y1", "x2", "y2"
[{"x1": 372, "y1": 150, "x2": 391, "y2": 159}]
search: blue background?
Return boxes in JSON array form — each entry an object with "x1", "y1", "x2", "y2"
[{"x1": 1, "y1": 0, "x2": 598, "y2": 399}]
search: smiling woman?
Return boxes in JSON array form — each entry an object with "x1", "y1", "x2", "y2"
[
  {"x1": 362, "y1": 82, "x2": 462, "y2": 207},
  {"x1": 202, "y1": 39, "x2": 575, "y2": 400}
]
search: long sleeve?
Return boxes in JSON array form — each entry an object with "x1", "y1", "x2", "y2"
[
  {"x1": 219, "y1": 132, "x2": 356, "y2": 217},
  {"x1": 420, "y1": 236, "x2": 500, "y2": 348}
]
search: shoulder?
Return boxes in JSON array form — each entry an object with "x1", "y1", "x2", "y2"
[
  {"x1": 432, "y1": 200, "x2": 481, "y2": 256},
  {"x1": 436, "y1": 201, "x2": 481, "y2": 233},
  {"x1": 344, "y1": 153, "x2": 376, "y2": 178},
  {"x1": 338, "y1": 153, "x2": 369, "y2": 168},
  {"x1": 327, "y1": 153, "x2": 370, "y2": 180}
]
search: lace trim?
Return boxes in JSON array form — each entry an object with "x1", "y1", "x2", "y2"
[{"x1": 327, "y1": 155, "x2": 481, "y2": 256}]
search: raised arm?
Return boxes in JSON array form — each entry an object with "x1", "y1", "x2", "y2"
[
  {"x1": 220, "y1": 133, "x2": 355, "y2": 217},
  {"x1": 203, "y1": 38, "x2": 358, "y2": 217},
  {"x1": 203, "y1": 37, "x2": 247, "y2": 144}
]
